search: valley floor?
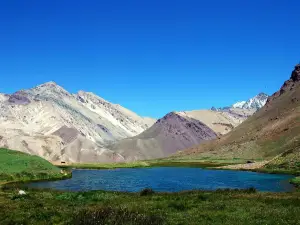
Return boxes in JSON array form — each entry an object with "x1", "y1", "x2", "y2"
[
  {"x1": 2, "y1": 151, "x2": 300, "y2": 225},
  {"x1": 56, "y1": 159, "x2": 243, "y2": 170}
]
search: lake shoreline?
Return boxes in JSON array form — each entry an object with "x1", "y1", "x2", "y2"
[
  {"x1": 55, "y1": 160, "x2": 300, "y2": 189},
  {"x1": 2, "y1": 160, "x2": 300, "y2": 191},
  {"x1": 19, "y1": 166, "x2": 296, "y2": 193}
]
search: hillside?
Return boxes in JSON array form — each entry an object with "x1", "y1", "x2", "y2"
[
  {"x1": 206, "y1": 93, "x2": 267, "y2": 135},
  {"x1": 177, "y1": 64, "x2": 300, "y2": 170},
  {"x1": 0, "y1": 148, "x2": 63, "y2": 182},
  {"x1": 108, "y1": 92, "x2": 268, "y2": 161},
  {"x1": 182, "y1": 108, "x2": 255, "y2": 135},
  {"x1": 110, "y1": 112, "x2": 217, "y2": 160}
]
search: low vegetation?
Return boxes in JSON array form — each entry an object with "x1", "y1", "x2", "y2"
[
  {"x1": 290, "y1": 177, "x2": 300, "y2": 187},
  {"x1": 60, "y1": 161, "x2": 151, "y2": 169},
  {"x1": 0, "y1": 148, "x2": 68, "y2": 184},
  {"x1": 1, "y1": 188, "x2": 300, "y2": 225},
  {"x1": 60, "y1": 159, "x2": 239, "y2": 170}
]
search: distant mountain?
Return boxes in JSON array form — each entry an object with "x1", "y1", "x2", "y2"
[
  {"x1": 212, "y1": 93, "x2": 269, "y2": 112},
  {"x1": 177, "y1": 64, "x2": 300, "y2": 170},
  {"x1": 208, "y1": 93, "x2": 268, "y2": 135},
  {"x1": 232, "y1": 93, "x2": 268, "y2": 110},
  {"x1": 232, "y1": 101, "x2": 246, "y2": 108},
  {"x1": 109, "y1": 112, "x2": 217, "y2": 161},
  {"x1": 110, "y1": 105, "x2": 263, "y2": 160},
  {"x1": 0, "y1": 82, "x2": 155, "y2": 163},
  {"x1": 181, "y1": 109, "x2": 253, "y2": 136}
]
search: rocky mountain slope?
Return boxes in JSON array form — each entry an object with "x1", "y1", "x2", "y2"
[
  {"x1": 177, "y1": 64, "x2": 300, "y2": 168},
  {"x1": 181, "y1": 108, "x2": 255, "y2": 136},
  {"x1": 0, "y1": 82, "x2": 155, "y2": 163},
  {"x1": 109, "y1": 104, "x2": 261, "y2": 160},
  {"x1": 186, "y1": 93, "x2": 268, "y2": 136},
  {"x1": 233, "y1": 93, "x2": 268, "y2": 110},
  {"x1": 109, "y1": 112, "x2": 217, "y2": 161}
]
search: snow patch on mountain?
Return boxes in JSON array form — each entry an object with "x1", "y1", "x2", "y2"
[
  {"x1": 232, "y1": 101, "x2": 246, "y2": 108},
  {"x1": 232, "y1": 93, "x2": 268, "y2": 110}
]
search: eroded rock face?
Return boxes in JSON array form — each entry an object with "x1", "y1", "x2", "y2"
[
  {"x1": 291, "y1": 64, "x2": 300, "y2": 82},
  {"x1": 266, "y1": 64, "x2": 300, "y2": 106},
  {"x1": 52, "y1": 126, "x2": 79, "y2": 144},
  {"x1": 8, "y1": 91, "x2": 31, "y2": 105}
]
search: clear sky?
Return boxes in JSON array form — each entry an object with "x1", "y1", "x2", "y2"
[{"x1": 0, "y1": 0, "x2": 299, "y2": 118}]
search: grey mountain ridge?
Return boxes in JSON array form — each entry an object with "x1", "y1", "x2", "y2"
[{"x1": 0, "y1": 81, "x2": 267, "y2": 162}]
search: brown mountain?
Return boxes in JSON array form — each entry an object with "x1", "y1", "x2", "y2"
[
  {"x1": 176, "y1": 64, "x2": 300, "y2": 170},
  {"x1": 109, "y1": 112, "x2": 217, "y2": 161}
]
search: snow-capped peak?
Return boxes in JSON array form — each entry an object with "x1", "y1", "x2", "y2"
[
  {"x1": 232, "y1": 93, "x2": 268, "y2": 110},
  {"x1": 232, "y1": 101, "x2": 246, "y2": 108}
]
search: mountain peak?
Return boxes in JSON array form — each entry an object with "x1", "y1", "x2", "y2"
[
  {"x1": 212, "y1": 92, "x2": 268, "y2": 111},
  {"x1": 257, "y1": 92, "x2": 268, "y2": 97},
  {"x1": 39, "y1": 81, "x2": 58, "y2": 87},
  {"x1": 291, "y1": 64, "x2": 300, "y2": 82},
  {"x1": 34, "y1": 81, "x2": 68, "y2": 92},
  {"x1": 156, "y1": 112, "x2": 180, "y2": 123},
  {"x1": 266, "y1": 64, "x2": 300, "y2": 106}
]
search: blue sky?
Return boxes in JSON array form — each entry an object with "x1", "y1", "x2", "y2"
[{"x1": 0, "y1": 0, "x2": 299, "y2": 118}]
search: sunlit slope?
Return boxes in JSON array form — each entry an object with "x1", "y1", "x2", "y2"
[
  {"x1": 177, "y1": 64, "x2": 300, "y2": 161},
  {"x1": 0, "y1": 148, "x2": 62, "y2": 182}
]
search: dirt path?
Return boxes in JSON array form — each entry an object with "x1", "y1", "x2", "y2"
[{"x1": 218, "y1": 160, "x2": 270, "y2": 170}]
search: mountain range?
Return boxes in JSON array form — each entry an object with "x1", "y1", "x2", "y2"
[
  {"x1": 0, "y1": 82, "x2": 154, "y2": 162},
  {"x1": 0, "y1": 80, "x2": 268, "y2": 162},
  {"x1": 177, "y1": 64, "x2": 300, "y2": 170}
]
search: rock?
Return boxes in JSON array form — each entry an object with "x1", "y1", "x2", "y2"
[
  {"x1": 8, "y1": 92, "x2": 31, "y2": 105},
  {"x1": 291, "y1": 64, "x2": 300, "y2": 82},
  {"x1": 18, "y1": 190, "x2": 26, "y2": 195},
  {"x1": 266, "y1": 64, "x2": 300, "y2": 106}
]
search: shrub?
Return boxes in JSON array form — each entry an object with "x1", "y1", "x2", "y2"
[
  {"x1": 245, "y1": 187, "x2": 257, "y2": 193},
  {"x1": 197, "y1": 194, "x2": 208, "y2": 201},
  {"x1": 140, "y1": 188, "x2": 155, "y2": 196}
]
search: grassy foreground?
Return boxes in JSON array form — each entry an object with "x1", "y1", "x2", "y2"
[
  {"x1": 1, "y1": 188, "x2": 300, "y2": 225},
  {"x1": 0, "y1": 148, "x2": 69, "y2": 184}
]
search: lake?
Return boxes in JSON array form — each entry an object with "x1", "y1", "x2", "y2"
[{"x1": 27, "y1": 167, "x2": 295, "y2": 192}]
